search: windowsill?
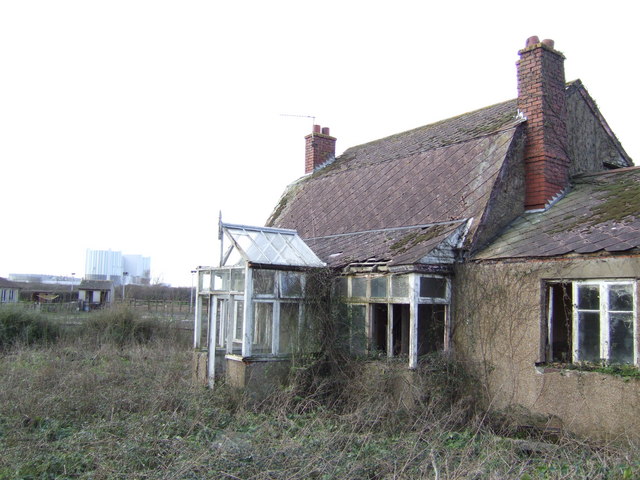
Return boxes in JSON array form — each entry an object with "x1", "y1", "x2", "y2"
[
  {"x1": 225, "y1": 353, "x2": 292, "y2": 363},
  {"x1": 535, "y1": 362, "x2": 640, "y2": 379}
]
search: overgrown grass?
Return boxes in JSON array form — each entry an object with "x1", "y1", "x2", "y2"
[{"x1": 1, "y1": 312, "x2": 640, "y2": 479}]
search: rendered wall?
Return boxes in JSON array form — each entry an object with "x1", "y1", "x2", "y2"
[
  {"x1": 454, "y1": 256, "x2": 640, "y2": 439},
  {"x1": 225, "y1": 357, "x2": 291, "y2": 400}
]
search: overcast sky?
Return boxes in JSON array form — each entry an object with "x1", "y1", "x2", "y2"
[{"x1": 1, "y1": 1, "x2": 638, "y2": 286}]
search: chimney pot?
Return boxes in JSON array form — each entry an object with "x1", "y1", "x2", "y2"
[
  {"x1": 313, "y1": 124, "x2": 321, "y2": 134},
  {"x1": 321, "y1": 127, "x2": 330, "y2": 135},
  {"x1": 542, "y1": 38, "x2": 555, "y2": 49},
  {"x1": 525, "y1": 36, "x2": 540, "y2": 47}
]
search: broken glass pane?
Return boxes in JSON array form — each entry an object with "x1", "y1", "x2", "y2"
[
  {"x1": 609, "y1": 284, "x2": 634, "y2": 311},
  {"x1": 578, "y1": 311, "x2": 600, "y2": 361},
  {"x1": 609, "y1": 312, "x2": 634, "y2": 364},
  {"x1": 577, "y1": 284, "x2": 599, "y2": 310},
  {"x1": 213, "y1": 271, "x2": 229, "y2": 291},
  {"x1": 371, "y1": 277, "x2": 387, "y2": 298}
]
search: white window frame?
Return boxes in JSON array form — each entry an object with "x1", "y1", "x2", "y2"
[
  {"x1": 233, "y1": 299, "x2": 244, "y2": 343},
  {"x1": 572, "y1": 280, "x2": 637, "y2": 364}
]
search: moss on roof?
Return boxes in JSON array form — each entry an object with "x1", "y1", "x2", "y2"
[
  {"x1": 564, "y1": 172, "x2": 640, "y2": 231},
  {"x1": 389, "y1": 224, "x2": 449, "y2": 255}
]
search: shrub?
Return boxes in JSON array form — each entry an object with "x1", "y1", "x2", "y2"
[
  {"x1": 0, "y1": 307, "x2": 60, "y2": 348},
  {"x1": 82, "y1": 307, "x2": 160, "y2": 346}
]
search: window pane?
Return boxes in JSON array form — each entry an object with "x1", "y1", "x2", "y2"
[
  {"x1": 371, "y1": 277, "x2": 387, "y2": 298},
  {"x1": 253, "y1": 270, "x2": 275, "y2": 296},
  {"x1": 231, "y1": 269, "x2": 245, "y2": 292},
  {"x1": 252, "y1": 303, "x2": 273, "y2": 354},
  {"x1": 216, "y1": 299, "x2": 227, "y2": 348},
  {"x1": 213, "y1": 271, "x2": 229, "y2": 290},
  {"x1": 418, "y1": 304, "x2": 446, "y2": 355},
  {"x1": 200, "y1": 273, "x2": 211, "y2": 291},
  {"x1": 279, "y1": 303, "x2": 299, "y2": 354},
  {"x1": 352, "y1": 278, "x2": 367, "y2": 297},
  {"x1": 609, "y1": 312, "x2": 634, "y2": 364},
  {"x1": 234, "y1": 300, "x2": 244, "y2": 341},
  {"x1": 350, "y1": 305, "x2": 366, "y2": 355},
  {"x1": 577, "y1": 284, "x2": 599, "y2": 310},
  {"x1": 609, "y1": 284, "x2": 634, "y2": 311},
  {"x1": 420, "y1": 277, "x2": 446, "y2": 299},
  {"x1": 335, "y1": 277, "x2": 348, "y2": 297},
  {"x1": 578, "y1": 311, "x2": 600, "y2": 361},
  {"x1": 391, "y1": 275, "x2": 409, "y2": 298},
  {"x1": 281, "y1": 272, "x2": 303, "y2": 297}
]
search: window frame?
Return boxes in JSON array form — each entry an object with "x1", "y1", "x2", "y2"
[{"x1": 547, "y1": 279, "x2": 638, "y2": 365}]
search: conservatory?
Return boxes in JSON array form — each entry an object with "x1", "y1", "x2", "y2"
[{"x1": 193, "y1": 222, "x2": 325, "y2": 388}]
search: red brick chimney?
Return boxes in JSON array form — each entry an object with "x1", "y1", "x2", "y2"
[
  {"x1": 305, "y1": 125, "x2": 336, "y2": 173},
  {"x1": 517, "y1": 36, "x2": 570, "y2": 211}
]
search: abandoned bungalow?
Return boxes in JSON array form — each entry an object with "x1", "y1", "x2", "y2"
[{"x1": 193, "y1": 37, "x2": 640, "y2": 437}]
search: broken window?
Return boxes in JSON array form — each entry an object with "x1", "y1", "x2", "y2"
[
  {"x1": 418, "y1": 304, "x2": 446, "y2": 355},
  {"x1": 547, "y1": 280, "x2": 637, "y2": 364},
  {"x1": 338, "y1": 274, "x2": 450, "y2": 366}
]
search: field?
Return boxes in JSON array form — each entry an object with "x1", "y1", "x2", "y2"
[{"x1": 1, "y1": 307, "x2": 639, "y2": 479}]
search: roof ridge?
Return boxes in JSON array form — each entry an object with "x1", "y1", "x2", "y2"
[
  {"x1": 342, "y1": 98, "x2": 519, "y2": 154},
  {"x1": 575, "y1": 165, "x2": 640, "y2": 179}
]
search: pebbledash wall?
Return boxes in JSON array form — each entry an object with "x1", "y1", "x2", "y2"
[{"x1": 454, "y1": 256, "x2": 640, "y2": 439}]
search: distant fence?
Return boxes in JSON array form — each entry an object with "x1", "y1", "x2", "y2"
[
  {"x1": 0, "y1": 301, "x2": 79, "y2": 313},
  {"x1": 117, "y1": 299, "x2": 193, "y2": 319}
]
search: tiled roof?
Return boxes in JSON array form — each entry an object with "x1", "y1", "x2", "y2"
[
  {"x1": 268, "y1": 101, "x2": 523, "y2": 267},
  {"x1": 0, "y1": 277, "x2": 22, "y2": 288},
  {"x1": 305, "y1": 221, "x2": 466, "y2": 268},
  {"x1": 474, "y1": 167, "x2": 640, "y2": 259}
]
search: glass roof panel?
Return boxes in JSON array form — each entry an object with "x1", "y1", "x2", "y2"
[{"x1": 222, "y1": 223, "x2": 325, "y2": 267}]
